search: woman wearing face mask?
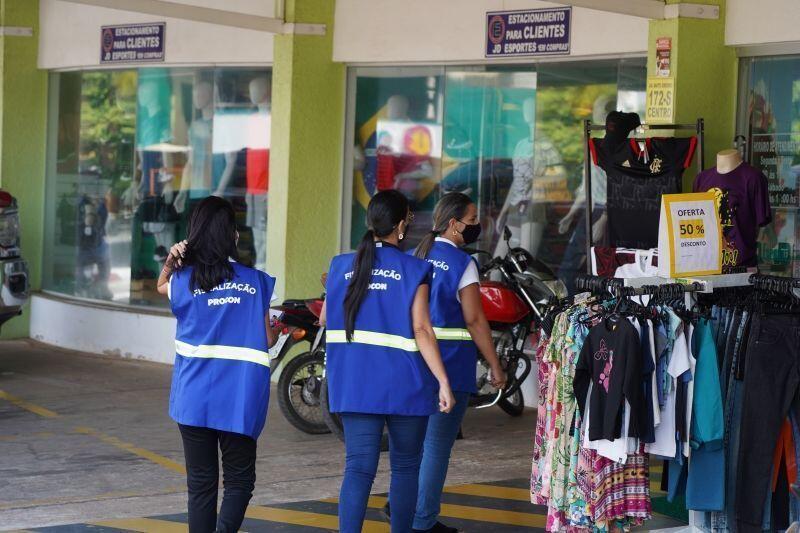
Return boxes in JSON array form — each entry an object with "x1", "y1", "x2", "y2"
[
  {"x1": 320, "y1": 190, "x2": 456, "y2": 533},
  {"x1": 410, "y1": 192, "x2": 508, "y2": 533}
]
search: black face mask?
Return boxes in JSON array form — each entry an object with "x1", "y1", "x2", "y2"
[{"x1": 459, "y1": 222, "x2": 481, "y2": 245}]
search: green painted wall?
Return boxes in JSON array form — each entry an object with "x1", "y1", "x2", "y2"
[
  {"x1": 0, "y1": 0, "x2": 47, "y2": 338},
  {"x1": 648, "y1": 0, "x2": 737, "y2": 189},
  {"x1": 267, "y1": 0, "x2": 345, "y2": 300}
]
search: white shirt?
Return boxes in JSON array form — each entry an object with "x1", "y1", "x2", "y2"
[
  {"x1": 646, "y1": 319, "x2": 691, "y2": 458},
  {"x1": 614, "y1": 249, "x2": 659, "y2": 279},
  {"x1": 435, "y1": 237, "x2": 479, "y2": 302}
]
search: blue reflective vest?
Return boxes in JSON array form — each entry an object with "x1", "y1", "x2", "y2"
[
  {"x1": 168, "y1": 262, "x2": 275, "y2": 439},
  {"x1": 421, "y1": 240, "x2": 478, "y2": 393},
  {"x1": 326, "y1": 243, "x2": 437, "y2": 415}
]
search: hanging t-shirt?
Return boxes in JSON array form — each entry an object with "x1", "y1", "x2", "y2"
[
  {"x1": 590, "y1": 136, "x2": 698, "y2": 249},
  {"x1": 574, "y1": 316, "x2": 644, "y2": 441},
  {"x1": 614, "y1": 249, "x2": 659, "y2": 279},
  {"x1": 246, "y1": 148, "x2": 270, "y2": 195},
  {"x1": 692, "y1": 162, "x2": 771, "y2": 270},
  {"x1": 188, "y1": 117, "x2": 213, "y2": 199},
  {"x1": 646, "y1": 314, "x2": 691, "y2": 459}
]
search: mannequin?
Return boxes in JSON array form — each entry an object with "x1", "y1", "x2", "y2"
[
  {"x1": 175, "y1": 80, "x2": 236, "y2": 213},
  {"x1": 716, "y1": 148, "x2": 743, "y2": 174},
  {"x1": 245, "y1": 75, "x2": 271, "y2": 271},
  {"x1": 133, "y1": 72, "x2": 178, "y2": 275},
  {"x1": 495, "y1": 96, "x2": 561, "y2": 257},
  {"x1": 693, "y1": 148, "x2": 772, "y2": 270}
]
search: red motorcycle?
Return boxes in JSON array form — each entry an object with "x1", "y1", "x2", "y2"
[
  {"x1": 271, "y1": 296, "x2": 327, "y2": 434},
  {"x1": 470, "y1": 226, "x2": 567, "y2": 415}
]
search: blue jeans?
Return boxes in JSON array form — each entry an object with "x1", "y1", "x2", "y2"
[
  {"x1": 414, "y1": 391, "x2": 471, "y2": 531},
  {"x1": 339, "y1": 413, "x2": 429, "y2": 533}
]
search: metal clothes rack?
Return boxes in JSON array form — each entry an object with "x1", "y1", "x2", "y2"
[
  {"x1": 574, "y1": 271, "x2": 754, "y2": 310},
  {"x1": 582, "y1": 118, "x2": 706, "y2": 274}
]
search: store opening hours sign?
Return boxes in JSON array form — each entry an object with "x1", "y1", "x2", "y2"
[
  {"x1": 101, "y1": 23, "x2": 165, "y2": 64},
  {"x1": 486, "y1": 7, "x2": 571, "y2": 58},
  {"x1": 658, "y1": 192, "x2": 723, "y2": 277}
]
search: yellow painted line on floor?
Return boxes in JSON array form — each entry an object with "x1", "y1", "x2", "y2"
[
  {"x1": 0, "y1": 389, "x2": 59, "y2": 418},
  {"x1": 0, "y1": 486, "x2": 185, "y2": 511},
  {"x1": 370, "y1": 495, "x2": 544, "y2": 528},
  {"x1": 443, "y1": 483, "x2": 531, "y2": 502},
  {"x1": 247, "y1": 505, "x2": 388, "y2": 532},
  {"x1": 324, "y1": 495, "x2": 545, "y2": 528},
  {"x1": 90, "y1": 517, "x2": 188, "y2": 532},
  {"x1": 74, "y1": 426, "x2": 186, "y2": 475}
]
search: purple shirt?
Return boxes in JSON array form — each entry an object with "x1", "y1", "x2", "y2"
[{"x1": 693, "y1": 163, "x2": 771, "y2": 269}]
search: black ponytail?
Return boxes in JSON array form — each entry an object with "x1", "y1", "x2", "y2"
[
  {"x1": 181, "y1": 196, "x2": 239, "y2": 293},
  {"x1": 414, "y1": 192, "x2": 473, "y2": 260},
  {"x1": 344, "y1": 190, "x2": 409, "y2": 342}
]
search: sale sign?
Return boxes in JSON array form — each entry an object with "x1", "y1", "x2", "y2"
[{"x1": 658, "y1": 192, "x2": 723, "y2": 277}]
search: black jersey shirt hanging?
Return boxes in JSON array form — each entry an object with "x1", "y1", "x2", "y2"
[{"x1": 589, "y1": 112, "x2": 697, "y2": 250}]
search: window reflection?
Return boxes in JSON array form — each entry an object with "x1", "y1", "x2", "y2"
[
  {"x1": 739, "y1": 55, "x2": 800, "y2": 277},
  {"x1": 44, "y1": 67, "x2": 272, "y2": 307},
  {"x1": 348, "y1": 60, "x2": 646, "y2": 294}
]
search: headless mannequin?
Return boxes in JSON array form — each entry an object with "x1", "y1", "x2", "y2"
[
  {"x1": 495, "y1": 97, "x2": 551, "y2": 257},
  {"x1": 716, "y1": 149, "x2": 743, "y2": 174},
  {"x1": 175, "y1": 81, "x2": 236, "y2": 212},
  {"x1": 246, "y1": 76, "x2": 271, "y2": 271}
]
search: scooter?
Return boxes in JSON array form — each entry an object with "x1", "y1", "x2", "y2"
[
  {"x1": 270, "y1": 296, "x2": 327, "y2": 434},
  {"x1": 0, "y1": 190, "x2": 29, "y2": 333}
]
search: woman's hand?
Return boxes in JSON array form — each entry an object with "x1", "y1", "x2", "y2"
[
  {"x1": 166, "y1": 240, "x2": 187, "y2": 269},
  {"x1": 489, "y1": 363, "x2": 508, "y2": 390},
  {"x1": 438, "y1": 380, "x2": 456, "y2": 414}
]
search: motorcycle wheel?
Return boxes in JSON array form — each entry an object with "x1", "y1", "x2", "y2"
[
  {"x1": 320, "y1": 378, "x2": 389, "y2": 452},
  {"x1": 498, "y1": 388, "x2": 525, "y2": 417},
  {"x1": 277, "y1": 351, "x2": 330, "y2": 435}
]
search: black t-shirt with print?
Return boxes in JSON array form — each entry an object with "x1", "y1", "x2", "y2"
[
  {"x1": 574, "y1": 316, "x2": 643, "y2": 441},
  {"x1": 590, "y1": 136, "x2": 697, "y2": 249}
]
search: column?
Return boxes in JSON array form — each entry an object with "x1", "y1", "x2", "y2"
[
  {"x1": 267, "y1": 0, "x2": 345, "y2": 300},
  {"x1": 0, "y1": 0, "x2": 47, "y2": 338},
  {"x1": 647, "y1": 0, "x2": 737, "y2": 188}
]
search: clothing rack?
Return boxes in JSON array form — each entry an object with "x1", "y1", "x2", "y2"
[
  {"x1": 749, "y1": 273, "x2": 800, "y2": 291},
  {"x1": 574, "y1": 273, "x2": 703, "y2": 297},
  {"x1": 582, "y1": 118, "x2": 706, "y2": 274}
]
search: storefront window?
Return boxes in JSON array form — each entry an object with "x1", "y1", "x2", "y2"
[
  {"x1": 43, "y1": 67, "x2": 272, "y2": 308},
  {"x1": 738, "y1": 55, "x2": 800, "y2": 276},
  {"x1": 345, "y1": 59, "x2": 646, "y2": 292}
]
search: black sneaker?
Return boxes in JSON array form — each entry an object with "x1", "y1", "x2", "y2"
[{"x1": 413, "y1": 522, "x2": 460, "y2": 533}]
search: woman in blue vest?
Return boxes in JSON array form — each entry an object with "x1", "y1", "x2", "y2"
[
  {"x1": 321, "y1": 189, "x2": 456, "y2": 533},
  {"x1": 156, "y1": 196, "x2": 277, "y2": 533},
  {"x1": 411, "y1": 192, "x2": 507, "y2": 533}
]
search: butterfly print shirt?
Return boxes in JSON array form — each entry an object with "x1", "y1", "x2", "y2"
[{"x1": 573, "y1": 317, "x2": 644, "y2": 441}]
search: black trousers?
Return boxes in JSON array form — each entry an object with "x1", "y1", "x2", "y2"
[
  {"x1": 178, "y1": 424, "x2": 257, "y2": 533},
  {"x1": 735, "y1": 313, "x2": 800, "y2": 531}
]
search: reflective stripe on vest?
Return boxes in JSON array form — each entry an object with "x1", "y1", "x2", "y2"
[
  {"x1": 326, "y1": 329, "x2": 419, "y2": 352},
  {"x1": 175, "y1": 340, "x2": 271, "y2": 368},
  {"x1": 432, "y1": 327, "x2": 472, "y2": 341}
]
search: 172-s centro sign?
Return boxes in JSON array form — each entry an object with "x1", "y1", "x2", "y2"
[{"x1": 486, "y1": 7, "x2": 571, "y2": 58}]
